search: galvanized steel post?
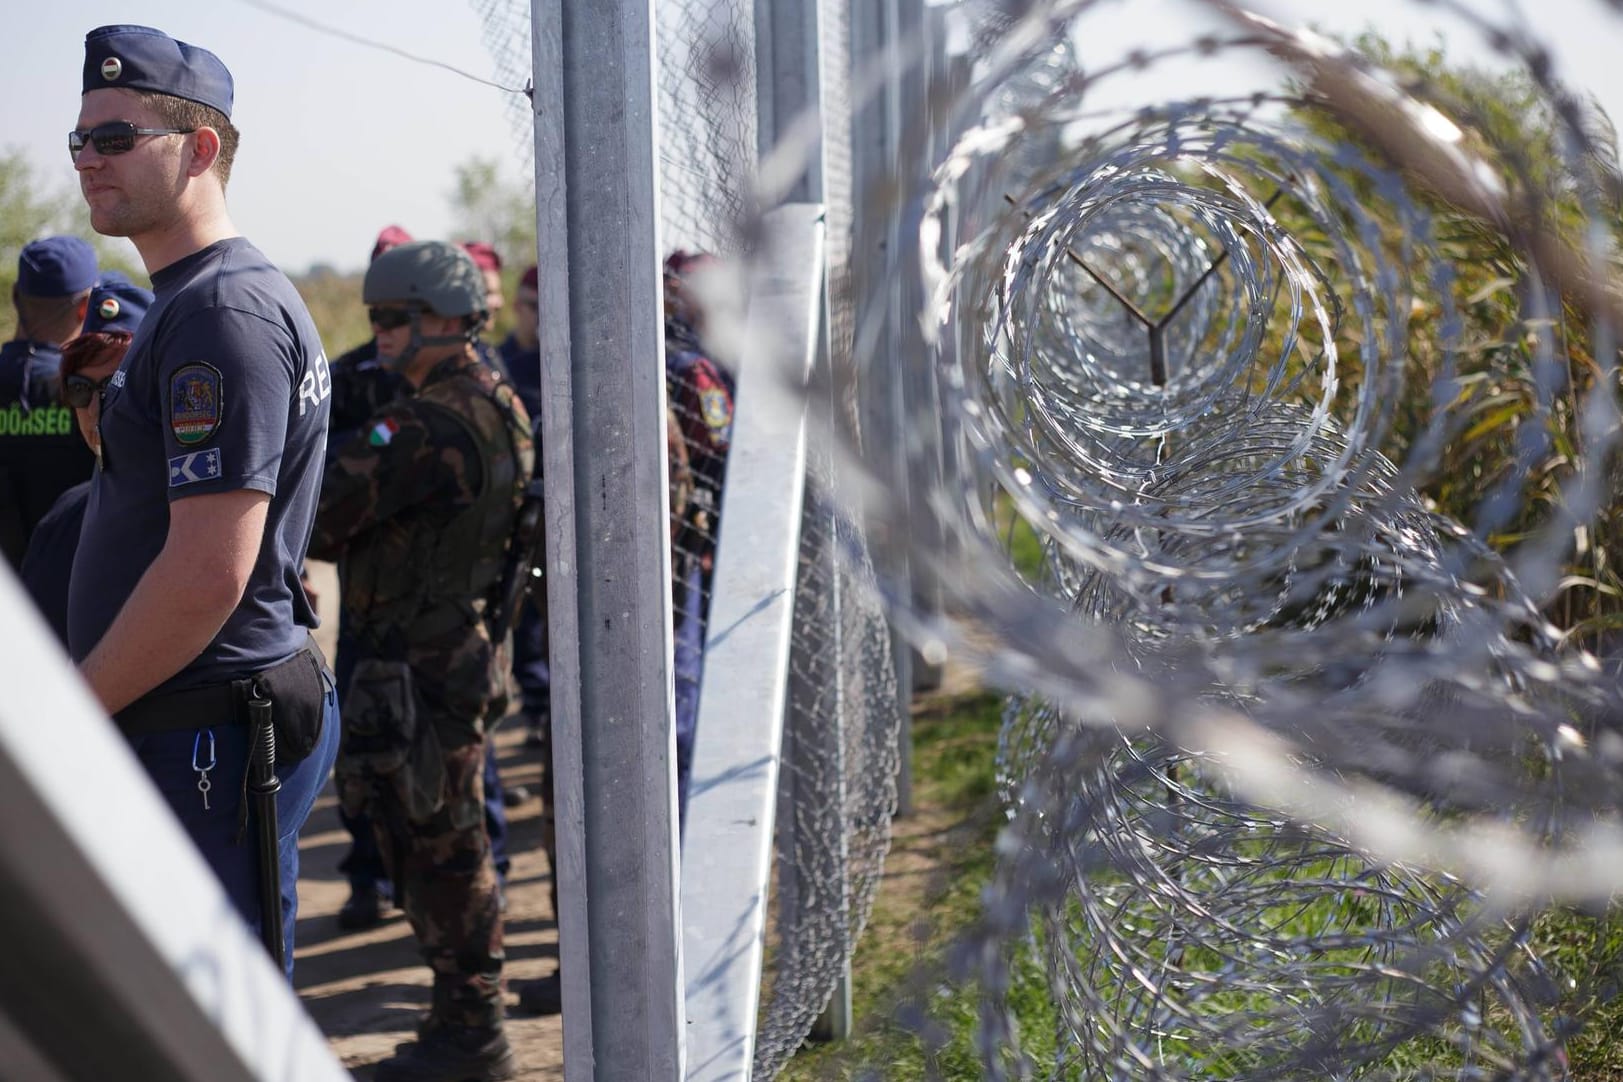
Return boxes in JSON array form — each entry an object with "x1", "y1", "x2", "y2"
[{"x1": 532, "y1": 1, "x2": 685, "y2": 1078}]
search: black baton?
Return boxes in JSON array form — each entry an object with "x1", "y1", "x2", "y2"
[{"x1": 245, "y1": 683, "x2": 284, "y2": 971}]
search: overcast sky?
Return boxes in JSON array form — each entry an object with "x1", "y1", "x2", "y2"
[{"x1": 3, "y1": 0, "x2": 1619, "y2": 275}]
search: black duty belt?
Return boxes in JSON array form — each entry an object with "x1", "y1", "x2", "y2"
[{"x1": 114, "y1": 647, "x2": 314, "y2": 738}]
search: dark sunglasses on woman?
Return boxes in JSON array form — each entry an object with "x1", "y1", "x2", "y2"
[{"x1": 62, "y1": 373, "x2": 113, "y2": 409}]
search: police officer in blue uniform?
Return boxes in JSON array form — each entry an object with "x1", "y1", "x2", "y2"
[
  {"x1": 67, "y1": 24, "x2": 339, "y2": 975},
  {"x1": 20, "y1": 272, "x2": 155, "y2": 645},
  {"x1": 0, "y1": 236, "x2": 99, "y2": 569},
  {"x1": 496, "y1": 265, "x2": 549, "y2": 750}
]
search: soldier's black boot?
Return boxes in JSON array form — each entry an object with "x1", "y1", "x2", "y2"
[
  {"x1": 515, "y1": 972, "x2": 562, "y2": 1016},
  {"x1": 336, "y1": 883, "x2": 385, "y2": 931},
  {"x1": 374, "y1": 1023, "x2": 516, "y2": 1082}
]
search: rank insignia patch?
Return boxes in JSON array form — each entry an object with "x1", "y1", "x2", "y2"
[
  {"x1": 169, "y1": 448, "x2": 222, "y2": 487},
  {"x1": 169, "y1": 363, "x2": 222, "y2": 446}
]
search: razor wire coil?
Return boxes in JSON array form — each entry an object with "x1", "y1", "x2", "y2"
[{"x1": 857, "y1": 1, "x2": 1623, "y2": 1077}]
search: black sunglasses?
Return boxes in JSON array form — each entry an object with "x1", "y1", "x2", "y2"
[
  {"x1": 69, "y1": 121, "x2": 195, "y2": 161},
  {"x1": 62, "y1": 372, "x2": 113, "y2": 409},
  {"x1": 368, "y1": 306, "x2": 420, "y2": 331}
]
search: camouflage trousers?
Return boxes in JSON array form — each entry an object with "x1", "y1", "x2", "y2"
[{"x1": 370, "y1": 730, "x2": 504, "y2": 1029}]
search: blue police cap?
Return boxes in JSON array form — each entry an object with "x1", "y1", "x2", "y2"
[
  {"x1": 16, "y1": 236, "x2": 98, "y2": 298},
  {"x1": 84, "y1": 271, "x2": 154, "y2": 336},
  {"x1": 83, "y1": 25, "x2": 234, "y2": 119}
]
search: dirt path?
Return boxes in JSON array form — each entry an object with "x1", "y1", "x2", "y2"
[
  {"x1": 294, "y1": 563, "x2": 564, "y2": 1078},
  {"x1": 292, "y1": 719, "x2": 565, "y2": 1078}
]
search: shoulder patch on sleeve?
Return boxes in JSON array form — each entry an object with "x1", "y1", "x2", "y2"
[
  {"x1": 169, "y1": 362, "x2": 223, "y2": 446},
  {"x1": 699, "y1": 386, "x2": 732, "y2": 434},
  {"x1": 169, "y1": 448, "x2": 222, "y2": 487}
]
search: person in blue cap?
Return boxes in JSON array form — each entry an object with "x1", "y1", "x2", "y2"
[
  {"x1": 67, "y1": 24, "x2": 340, "y2": 980},
  {"x1": 20, "y1": 272, "x2": 155, "y2": 645},
  {"x1": 0, "y1": 235, "x2": 100, "y2": 569}
]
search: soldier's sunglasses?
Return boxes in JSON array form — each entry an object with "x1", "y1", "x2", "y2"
[
  {"x1": 69, "y1": 121, "x2": 195, "y2": 161},
  {"x1": 62, "y1": 373, "x2": 113, "y2": 409},
  {"x1": 368, "y1": 306, "x2": 419, "y2": 331}
]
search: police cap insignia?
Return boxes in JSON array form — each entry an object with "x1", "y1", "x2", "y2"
[
  {"x1": 101, "y1": 56, "x2": 122, "y2": 81},
  {"x1": 169, "y1": 362, "x2": 223, "y2": 446},
  {"x1": 85, "y1": 271, "x2": 153, "y2": 336}
]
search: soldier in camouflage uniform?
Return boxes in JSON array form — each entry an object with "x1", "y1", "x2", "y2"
[{"x1": 307, "y1": 240, "x2": 532, "y2": 1082}]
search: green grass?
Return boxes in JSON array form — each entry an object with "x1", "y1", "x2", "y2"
[
  {"x1": 778, "y1": 691, "x2": 1064, "y2": 1081},
  {"x1": 776, "y1": 689, "x2": 1623, "y2": 1081}
]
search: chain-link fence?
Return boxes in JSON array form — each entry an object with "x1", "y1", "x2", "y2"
[{"x1": 468, "y1": 2, "x2": 902, "y2": 1075}]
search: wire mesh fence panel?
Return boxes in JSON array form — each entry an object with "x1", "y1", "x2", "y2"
[
  {"x1": 759, "y1": 433, "x2": 903, "y2": 1079},
  {"x1": 656, "y1": 0, "x2": 758, "y2": 257},
  {"x1": 466, "y1": 0, "x2": 535, "y2": 174},
  {"x1": 820, "y1": 0, "x2": 859, "y2": 445},
  {"x1": 469, "y1": 2, "x2": 903, "y2": 1076}
]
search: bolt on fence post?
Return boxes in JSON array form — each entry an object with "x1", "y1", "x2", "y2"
[{"x1": 533, "y1": 1, "x2": 686, "y2": 1078}]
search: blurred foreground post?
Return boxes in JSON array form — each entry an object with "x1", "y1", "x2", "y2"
[
  {"x1": 0, "y1": 567, "x2": 348, "y2": 1082},
  {"x1": 531, "y1": 1, "x2": 686, "y2": 1078},
  {"x1": 851, "y1": 0, "x2": 926, "y2": 815}
]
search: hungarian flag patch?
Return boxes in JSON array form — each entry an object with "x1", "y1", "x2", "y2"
[{"x1": 370, "y1": 417, "x2": 400, "y2": 446}]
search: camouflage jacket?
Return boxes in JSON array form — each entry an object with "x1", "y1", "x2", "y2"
[
  {"x1": 326, "y1": 337, "x2": 407, "y2": 462},
  {"x1": 310, "y1": 355, "x2": 534, "y2": 726}
]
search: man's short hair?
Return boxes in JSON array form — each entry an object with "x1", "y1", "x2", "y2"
[
  {"x1": 133, "y1": 90, "x2": 240, "y2": 189},
  {"x1": 14, "y1": 289, "x2": 93, "y2": 347}
]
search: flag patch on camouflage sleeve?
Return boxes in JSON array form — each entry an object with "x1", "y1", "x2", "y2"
[
  {"x1": 370, "y1": 417, "x2": 400, "y2": 446},
  {"x1": 169, "y1": 448, "x2": 222, "y2": 487},
  {"x1": 169, "y1": 362, "x2": 222, "y2": 446}
]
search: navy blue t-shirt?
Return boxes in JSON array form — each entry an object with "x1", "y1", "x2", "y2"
[
  {"x1": 67, "y1": 238, "x2": 332, "y2": 692},
  {"x1": 498, "y1": 334, "x2": 542, "y2": 420},
  {"x1": 21, "y1": 479, "x2": 90, "y2": 647}
]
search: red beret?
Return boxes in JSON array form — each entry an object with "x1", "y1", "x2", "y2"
[
  {"x1": 461, "y1": 241, "x2": 502, "y2": 273},
  {"x1": 370, "y1": 225, "x2": 412, "y2": 263}
]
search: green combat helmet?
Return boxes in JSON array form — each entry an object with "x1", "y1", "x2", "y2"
[{"x1": 363, "y1": 240, "x2": 489, "y2": 369}]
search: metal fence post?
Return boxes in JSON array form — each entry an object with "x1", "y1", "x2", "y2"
[
  {"x1": 850, "y1": 0, "x2": 924, "y2": 816},
  {"x1": 533, "y1": 2, "x2": 685, "y2": 1078},
  {"x1": 528, "y1": 3, "x2": 593, "y2": 1077},
  {"x1": 755, "y1": 0, "x2": 858, "y2": 1049}
]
